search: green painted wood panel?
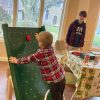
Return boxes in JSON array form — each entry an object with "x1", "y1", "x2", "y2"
[{"x1": 2, "y1": 24, "x2": 52, "y2": 100}]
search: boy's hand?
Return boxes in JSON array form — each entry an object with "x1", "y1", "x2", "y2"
[
  {"x1": 65, "y1": 43, "x2": 68, "y2": 49},
  {"x1": 35, "y1": 33, "x2": 39, "y2": 41},
  {"x1": 9, "y1": 56, "x2": 17, "y2": 64}
]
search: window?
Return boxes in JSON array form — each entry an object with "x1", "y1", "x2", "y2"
[
  {"x1": 92, "y1": 15, "x2": 100, "y2": 48},
  {"x1": 16, "y1": 0, "x2": 40, "y2": 27},
  {"x1": 0, "y1": 0, "x2": 65, "y2": 42},
  {"x1": 45, "y1": 9, "x2": 49, "y2": 20},
  {"x1": 0, "y1": 0, "x2": 13, "y2": 38},
  {"x1": 53, "y1": 16, "x2": 57, "y2": 25},
  {"x1": 42, "y1": 0, "x2": 64, "y2": 42}
]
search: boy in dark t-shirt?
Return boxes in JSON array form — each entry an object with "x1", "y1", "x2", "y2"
[{"x1": 66, "y1": 11, "x2": 87, "y2": 51}]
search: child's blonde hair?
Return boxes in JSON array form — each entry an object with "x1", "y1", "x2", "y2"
[{"x1": 39, "y1": 31, "x2": 53, "y2": 48}]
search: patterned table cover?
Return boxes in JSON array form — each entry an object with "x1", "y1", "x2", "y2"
[
  {"x1": 65, "y1": 52, "x2": 100, "y2": 79},
  {"x1": 60, "y1": 52, "x2": 100, "y2": 99}
]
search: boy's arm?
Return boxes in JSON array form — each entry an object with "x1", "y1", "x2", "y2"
[
  {"x1": 66, "y1": 21, "x2": 75, "y2": 44},
  {"x1": 17, "y1": 52, "x2": 40, "y2": 64},
  {"x1": 9, "y1": 33, "x2": 40, "y2": 64},
  {"x1": 66, "y1": 24, "x2": 72, "y2": 43}
]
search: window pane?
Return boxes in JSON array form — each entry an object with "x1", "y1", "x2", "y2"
[
  {"x1": 0, "y1": 0, "x2": 13, "y2": 37},
  {"x1": 17, "y1": 0, "x2": 40, "y2": 27},
  {"x1": 42, "y1": 0, "x2": 64, "y2": 42},
  {"x1": 92, "y1": 16, "x2": 100, "y2": 48}
]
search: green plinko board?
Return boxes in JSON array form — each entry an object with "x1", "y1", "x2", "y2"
[{"x1": 2, "y1": 24, "x2": 52, "y2": 100}]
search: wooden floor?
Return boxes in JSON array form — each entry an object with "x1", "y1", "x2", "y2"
[{"x1": 0, "y1": 62, "x2": 100, "y2": 100}]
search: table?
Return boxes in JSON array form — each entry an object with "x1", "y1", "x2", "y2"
[{"x1": 60, "y1": 52, "x2": 100, "y2": 100}]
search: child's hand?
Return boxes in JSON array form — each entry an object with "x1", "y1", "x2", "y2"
[
  {"x1": 65, "y1": 43, "x2": 68, "y2": 49},
  {"x1": 35, "y1": 33, "x2": 39, "y2": 41},
  {"x1": 9, "y1": 56, "x2": 17, "y2": 64}
]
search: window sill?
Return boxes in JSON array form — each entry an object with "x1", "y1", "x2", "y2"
[{"x1": 91, "y1": 48, "x2": 100, "y2": 52}]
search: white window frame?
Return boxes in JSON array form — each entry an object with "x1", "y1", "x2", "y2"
[
  {"x1": 0, "y1": 0, "x2": 66, "y2": 42},
  {"x1": 38, "y1": 0, "x2": 66, "y2": 41},
  {"x1": 0, "y1": 0, "x2": 18, "y2": 41}
]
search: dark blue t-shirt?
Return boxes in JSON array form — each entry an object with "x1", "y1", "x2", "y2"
[
  {"x1": 66, "y1": 19, "x2": 86, "y2": 47},
  {"x1": 73, "y1": 25, "x2": 83, "y2": 47}
]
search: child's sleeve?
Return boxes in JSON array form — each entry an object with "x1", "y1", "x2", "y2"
[
  {"x1": 17, "y1": 51, "x2": 41, "y2": 64},
  {"x1": 66, "y1": 21, "x2": 75, "y2": 43}
]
